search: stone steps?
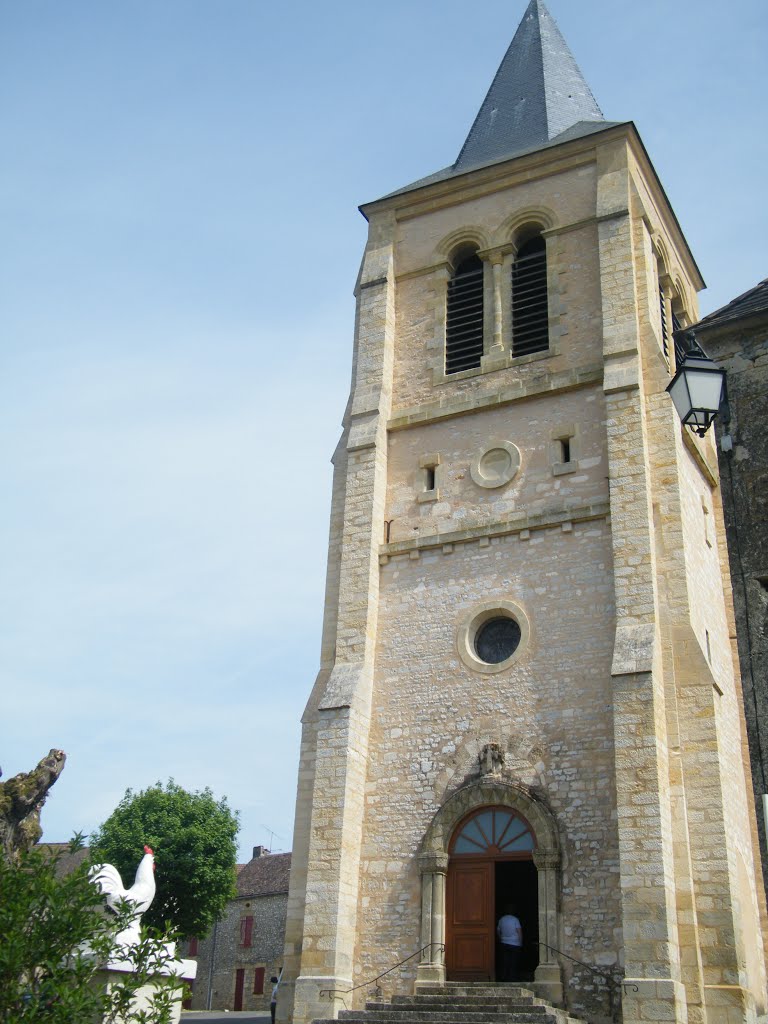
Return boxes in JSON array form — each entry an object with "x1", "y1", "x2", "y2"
[
  {"x1": 356, "y1": 1006, "x2": 557, "y2": 1020},
  {"x1": 390, "y1": 993, "x2": 540, "y2": 1005},
  {"x1": 379, "y1": 1003, "x2": 551, "y2": 1013},
  {"x1": 312, "y1": 982, "x2": 587, "y2": 1024}
]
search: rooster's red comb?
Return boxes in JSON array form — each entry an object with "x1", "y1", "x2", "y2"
[{"x1": 144, "y1": 845, "x2": 154, "y2": 856}]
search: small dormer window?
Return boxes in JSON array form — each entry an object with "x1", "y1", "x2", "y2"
[
  {"x1": 511, "y1": 235, "x2": 549, "y2": 356},
  {"x1": 445, "y1": 251, "x2": 485, "y2": 374}
]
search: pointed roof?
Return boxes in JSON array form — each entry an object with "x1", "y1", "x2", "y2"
[
  {"x1": 367, "y1": 1, "x2": 610, "y2": 207},
  {"x1": 455, "y1": 0, "x2": 604, "y2": 172}
]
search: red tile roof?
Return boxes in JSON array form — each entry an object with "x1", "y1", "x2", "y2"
[{"x1": 235, "y1": 851, "x2": 291, "y2": 897}]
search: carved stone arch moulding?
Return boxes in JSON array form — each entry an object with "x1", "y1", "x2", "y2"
[
  {"x1": 434, "y1": 226, "x2": 491, "y2": 267},
  {"x1": 651, "y1": 232, "x2": 671, "y2": 278},
  {"x1": 672, "y1": 274, "x2": 690, "y2": 318},
  {"x1": 493, "y1": 206, "x2": 558, "y2": 250},
  {"x1": 420, "y1": 777, "x2": 560, "y2": 862},
  {"x1": 415, "y1": 778, "x2": 563, "y2": 1001}
]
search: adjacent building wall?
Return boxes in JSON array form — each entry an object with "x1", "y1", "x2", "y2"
[
  {"x1": 186, "y1": 848, "x2": 290, "y2": 1012},
  {"x1": 697, "y1": 293, "x2": 768, "y2": 899}
]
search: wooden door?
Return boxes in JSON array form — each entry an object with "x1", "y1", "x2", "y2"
[
  {"x1": 234, "y1": 968, "x2": 245, "y2": 1011},
  {"x1": 446, "y1": 859, "x2": 493, "y2": 980}
]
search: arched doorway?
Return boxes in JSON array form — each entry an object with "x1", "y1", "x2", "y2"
[
  {"x1": 416, "y1": 777, "x2": 562, "y2": 1004},
  {"x1": 446, "y1": 806, "x2": 538, "y2": 982}
]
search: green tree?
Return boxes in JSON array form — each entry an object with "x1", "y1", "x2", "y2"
[
  {"x1": 91, "y1": 780, "x2": 238, "y2": 938},
  {"x1": 0, "y1": 836, "x2": 184, "y2": 1024}
]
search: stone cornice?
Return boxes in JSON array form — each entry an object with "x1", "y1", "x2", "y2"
[
  {"x1": 388, "y1": 365, "x2": 603, "y2": 431},
  {"x1": 360, "y1": 125, "x2": 632, "y2": 224},
  {"x1": 379, "y1": 500, "x2": 610, "y2": 562},
  {"x1": 395, "y1": 260, "x2": 451, "y2": 283},
  {"x1": 392, "y1": 148, "x2": 598, "y2": 223}
]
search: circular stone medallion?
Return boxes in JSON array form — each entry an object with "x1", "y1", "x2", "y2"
[{"x1": 470, "y1": 440, "x2": 521, "y2": 489}]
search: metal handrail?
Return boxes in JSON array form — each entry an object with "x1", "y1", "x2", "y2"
[
  {"x1": 320, "y1": 943, "x2": 445, "y2": 1006},
  {"x1": 537, "y1": 942, "x2": 621, "y2": 1021}
]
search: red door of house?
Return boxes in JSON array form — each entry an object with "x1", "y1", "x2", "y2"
[{"x1": 234, "y1": 968, "x2": 245, "y2": 1011}]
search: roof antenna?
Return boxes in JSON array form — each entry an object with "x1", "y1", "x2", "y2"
[{"x1": 261, "y1": 824, "x2": 284, "y2": 852}]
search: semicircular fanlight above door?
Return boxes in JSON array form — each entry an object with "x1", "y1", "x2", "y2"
[{"x1": 451, "y1": 806, "x2": 535, "y2": 856}]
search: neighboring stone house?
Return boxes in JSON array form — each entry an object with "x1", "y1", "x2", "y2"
[
  {"x1": 693, "y1": 279, "x2": 768, "y2": 889},
  {"x1": 185, "y1": 846, "x2": 290, "y2": 1012},
  {"x1": 279, "y1": 3, "x2": 767, "y2": 1024},
  {"x1": 39, "y1": 841, "x2": 91, "y2": 876}
]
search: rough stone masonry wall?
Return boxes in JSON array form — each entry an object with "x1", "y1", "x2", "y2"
[
  {"x1": 384, "y1": 387, "x2": 607, "y2": 545},
  {"x1": 355, "y1": 514, "x2": 620, "y2": 1020},
  {"x1": 705, "y1": 318, "x2": 768, "y2": 897},
  {"x1": 190, "y1": 893, "x2": 287, "y2": 1011}
]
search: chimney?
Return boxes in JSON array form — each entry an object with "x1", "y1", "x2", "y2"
[{"x1": 252, "y1": 845, "x2": 269, "y2": 859}]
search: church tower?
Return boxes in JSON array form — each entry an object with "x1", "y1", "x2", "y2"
[{"x1": 280, "y1": 4, "x2": 767, "y2": 1024}]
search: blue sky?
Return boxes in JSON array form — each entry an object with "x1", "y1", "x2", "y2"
[{"x1": 1, "y1": 0, "x2": 766, "y2": 863}]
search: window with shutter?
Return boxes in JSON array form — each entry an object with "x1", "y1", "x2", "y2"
[
  {"x1": 254, "y1": 966, "x2": 266, "y2": 995},
  {"x1": 446, "y1": 252, "x2": 485, "y2": 374},
  {"x1": 511, "y1": 235, "x2": 549, "y2": 356},
  {"x1": 240, "y1": 915, "x2": 254, "y2": 947}
]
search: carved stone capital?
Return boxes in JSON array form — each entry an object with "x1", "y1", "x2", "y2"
[
  {"x1": 532, "y1": 849, "x2": 560, "y2": 870},
  {"x1": 478, "y1": 244, "x2": 513, "y2": 265},
  {"x1": 419, "y1": 851, "x2": 449, "y2": 874}
]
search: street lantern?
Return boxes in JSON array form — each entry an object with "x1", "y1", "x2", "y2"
[{"x1": 666, "y1": 331, "x2": 726, "y2": 437}]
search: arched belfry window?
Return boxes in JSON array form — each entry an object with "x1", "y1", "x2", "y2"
[
  {"x1": 658, "y1": 263, "x2": 686, "y2": 370},
  {"x1": 658, "y1": 275, "x2": 670, "y2": 363},
  {"x1": 451, "y1": 807, "x2": 535, "y2": 855},
  {"x1": 446, "y1": 251, "x2": 485, "y2": 374},
  {"x1": 511, "y1": 235, "x2": 549, "y2": 357}
]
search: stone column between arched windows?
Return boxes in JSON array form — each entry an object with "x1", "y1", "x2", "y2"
[
  {"x1": 477, "y1": 245, "x2": 515, "y2": 373},
  {"x1": 489, "y1": 251, "x2": 505, "y2": 353},
  {"x1": 415, "y1": 778, "x2": 563, "y2": 1004}
]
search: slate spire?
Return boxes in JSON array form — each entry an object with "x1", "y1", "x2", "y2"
[{"x1": 454, "y1": 0, "x2": 604, "y2": 172}]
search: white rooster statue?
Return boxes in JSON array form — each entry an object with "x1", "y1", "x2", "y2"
[{"x1": 90, "y1": 845, "x2": 156, "y2": 948}]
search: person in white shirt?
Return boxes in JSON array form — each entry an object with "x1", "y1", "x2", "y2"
[
  {"x1": 270, "y1": 969, "x2": 282, "y2": 1024},
  {"x1": 496, "y1": 905, "x2": 523, "y2": 981}
]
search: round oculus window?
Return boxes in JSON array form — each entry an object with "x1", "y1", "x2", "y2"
[
  {"x1": 474, "y1": 616, "x2": 522, "y2": 664},
  {"x1": 457, "y1": 600, "x2": 530, "y2": 674}
]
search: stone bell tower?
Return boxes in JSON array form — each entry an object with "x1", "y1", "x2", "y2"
[{"x1": 280, "y1": 4, "x2": 767, "y2": 1024}]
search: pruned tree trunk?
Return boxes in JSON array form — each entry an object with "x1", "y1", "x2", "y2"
[{"x1": 0, "y1": 749, "x2": 66, "y2": 861}]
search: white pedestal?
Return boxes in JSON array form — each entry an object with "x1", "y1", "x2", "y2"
[{"x1": 94, "y1": 950, "x2": 197, "y2": 1024}]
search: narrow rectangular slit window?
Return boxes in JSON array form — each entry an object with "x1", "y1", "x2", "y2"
[
  {"x1": 418, "y1": 453, "x2": 441, "y2": 502},
  {"x1": 560, "y1": 438, "x2": 571, "y2": 464}
]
